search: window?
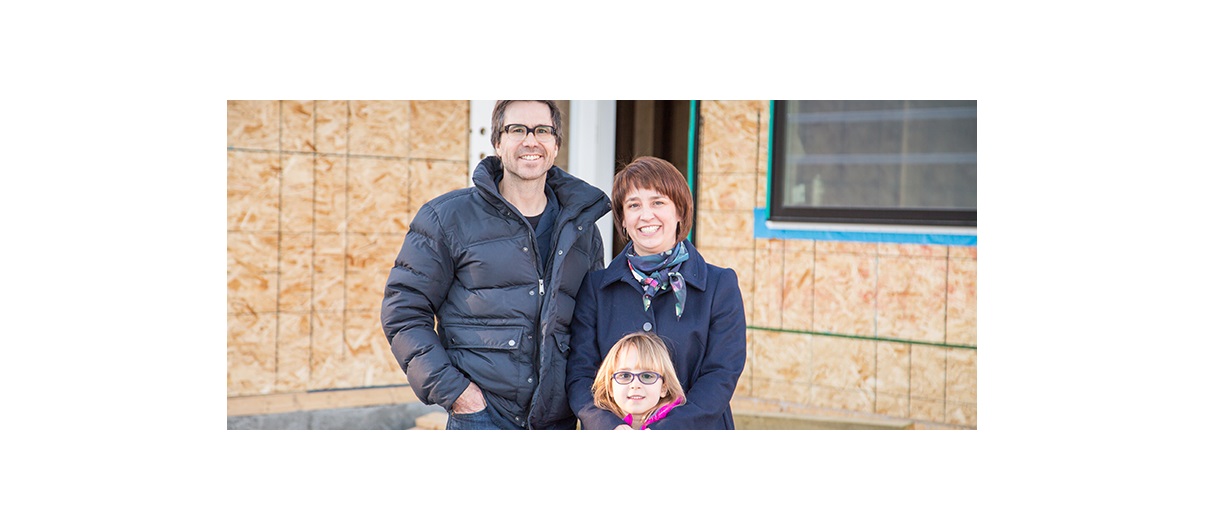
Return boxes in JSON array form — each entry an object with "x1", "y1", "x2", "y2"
[{"x1": 770, "y1": 101, "x2": 976, "y2": 227}]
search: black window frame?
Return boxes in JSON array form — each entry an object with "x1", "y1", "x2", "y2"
[{"x1": 769, "y1": 100, "x2": 977, "y2": 227}]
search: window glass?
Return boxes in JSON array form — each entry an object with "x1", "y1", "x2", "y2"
[{"x1": 772, "y1": 100, "x2": 976, "y2": 226}]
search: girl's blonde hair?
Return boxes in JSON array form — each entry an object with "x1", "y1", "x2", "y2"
[{"x1": 592, "y1": 332, "x2": 687, "y2": 422}]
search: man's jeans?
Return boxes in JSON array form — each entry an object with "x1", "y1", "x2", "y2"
[{"x1": 445, "y1": 409, "x2": 501, "y2": 430}]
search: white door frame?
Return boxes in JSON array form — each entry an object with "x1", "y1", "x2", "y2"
[{"x1": 568, "y1": 100, "x2": 616, "y2": 259}]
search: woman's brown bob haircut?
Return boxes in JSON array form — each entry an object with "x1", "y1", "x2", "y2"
[
  {"x1": 490, "y1": 100, "x2": 564, "y2": 149},
  {"x1": 612, "y1": 156, "x2": 694, "y2": 246}
]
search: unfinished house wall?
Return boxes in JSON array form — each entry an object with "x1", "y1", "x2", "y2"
[
  {"x1": 694, "y1": 100, "x2": 977, "y2": 428},
  {"x1": 227, "y1": 101, "x2": 468, "y2": 407}
]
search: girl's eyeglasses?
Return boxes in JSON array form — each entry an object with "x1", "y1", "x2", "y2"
[{"x1": 612, "y1": 371, "x2": 662, "y2": 385}]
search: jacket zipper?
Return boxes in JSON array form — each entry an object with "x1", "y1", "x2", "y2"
[{"x1": 527, "y1": 222, "x2": 545, "y2": 428}]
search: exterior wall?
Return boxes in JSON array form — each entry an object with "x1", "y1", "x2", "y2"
[
  {"x1": 227, "y1": 100, "x2": 468, "y2": 398},
  {"x1": 694, "y1": 101, "x2": 978, "y2": 428}
]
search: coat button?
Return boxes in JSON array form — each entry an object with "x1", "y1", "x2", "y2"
[
  {"x1": 529, "y1": 290, "x2": 534, "y2": 295},
  {"x1": 508, "y1": 339, "x2": 516, "y2": 346},
  {"x1": 557, "y1": 250, "x2": 563, "y2": 255},
  {"x1": 642, "y1": 322, "x2": 652, "y2": 331},
  {"x1": 522, "y1": 247, "x2": 528, "y2": 252},
  {"x1": 528, "y1": 377, "x2": 533, "y2": 383}
]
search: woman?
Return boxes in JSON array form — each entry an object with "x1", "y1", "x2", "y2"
[{"x1": 567, "y1": 156, "x2": 746, "y2": 429}]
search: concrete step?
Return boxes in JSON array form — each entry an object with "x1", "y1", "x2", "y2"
[
  {"x1": 729, "y1": 397, "x2": 915, "y2": 429},
  {"x1": 410, "y1": 405, "x2": 912, "y2": 430},
  {"x1": 734, "y1": 411, "x2": 912, "y2": 430},
  {"x1": 414, "y1": 411, "x2": 448, "y2": 430}
]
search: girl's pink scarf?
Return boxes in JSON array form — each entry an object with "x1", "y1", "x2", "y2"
[{"x1": 623, "y1": 396, "x2": 685, "y2": 430}]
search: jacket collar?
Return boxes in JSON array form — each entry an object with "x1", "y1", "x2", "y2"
[
  {"x1": 473, "y1": 156, "x2": 611, "y2": 224},
  {"x1": 599, "y1": 240, "x2": 709, "y2": 291}
]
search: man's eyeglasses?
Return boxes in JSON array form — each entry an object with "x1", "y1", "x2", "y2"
[
  {"x1": 612, "y1": 371, "x2": 662, "y2": 385},
  {"x1": 504, "y1": 124, "x2": 556, "y2": 142}
]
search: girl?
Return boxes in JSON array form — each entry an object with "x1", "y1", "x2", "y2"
[{"x1": 591, "y1": 332, "x2": 686, "y2": 430}]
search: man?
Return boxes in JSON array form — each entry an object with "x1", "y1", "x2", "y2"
[{"x1": 382, "y1": 101, "x2": 611, "y2": 429}]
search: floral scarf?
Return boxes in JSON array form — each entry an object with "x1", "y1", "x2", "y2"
[{"x1": 626, "y1": 241, "x2": 689, "y2": 319}]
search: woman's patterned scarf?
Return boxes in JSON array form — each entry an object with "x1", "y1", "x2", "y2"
[{"x1": 626, "y1": 241, "x2": 689, "y2": 319}]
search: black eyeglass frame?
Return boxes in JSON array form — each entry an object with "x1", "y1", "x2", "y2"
[
  {"x1": 503, "y1": 123, "x2": 557, "y2": 141},
  {"x1": 612, "y1": 371, "x2": 663, "y2": 385}
]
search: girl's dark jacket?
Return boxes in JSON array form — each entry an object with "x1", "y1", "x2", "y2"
[
  {"x1": 567, "y1": 240, "x2": 747, "y2": 429},
  {"x1": 381, "y1": 156, "x2": 610, "y2": 429}
]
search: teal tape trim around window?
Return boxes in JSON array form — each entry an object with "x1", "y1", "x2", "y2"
[
  {"x1": 687, "y1": 100, "x2": 699, "y2": 242},
  {"x1": 687, "y1": 100, "x2": 698, "y2": 192},
  {"x1": 754, "y1": 208, "x2": 977, "y2": 246},
  {"x1": 747, "y1": 326, "x2": 977, "y2": 350},
  {"x1": 766, "y1": 100, "x2": 775, "y2": 213}
]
